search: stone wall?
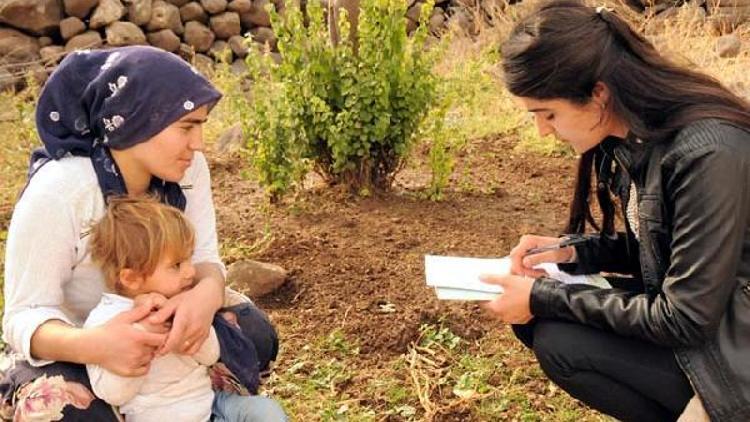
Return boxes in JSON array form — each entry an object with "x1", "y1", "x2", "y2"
[
  {"x1": 0, "y1": 0, "x2": 747, "y2": 91},
  {"x1": 626, "y1": 0, "x2": 750, "y2": 31},
  {"x1": 0, "y1": 0, "x2": 472, "y2": 91}
]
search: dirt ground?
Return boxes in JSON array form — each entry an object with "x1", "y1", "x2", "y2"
[{"x1": 210, "y1": 134, "x2": 577, "y2": 382}]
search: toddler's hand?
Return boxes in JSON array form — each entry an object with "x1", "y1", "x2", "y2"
[{"x1": 134, "y1": 293, "x2": 168, "y2": 311}]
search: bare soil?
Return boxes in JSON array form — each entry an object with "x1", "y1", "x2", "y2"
[{"x1": 210, "y1": 135, "x2": 576, "y2": 365}]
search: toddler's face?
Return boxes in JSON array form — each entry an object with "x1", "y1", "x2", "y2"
[{"x1": 140, "y1": 253, "x2": 196, "y2": 298}]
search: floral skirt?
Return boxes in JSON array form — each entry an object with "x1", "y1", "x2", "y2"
[
  {"x1": 0, "y1": 359, "x2": 122, "y2": 421},
  {"x1": 0, "y1": 289, "x2": 278, "y2": 421}
]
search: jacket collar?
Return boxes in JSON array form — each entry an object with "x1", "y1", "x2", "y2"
[{"x1": 599, "y1": 133, "x2": 651, "y2": 179}]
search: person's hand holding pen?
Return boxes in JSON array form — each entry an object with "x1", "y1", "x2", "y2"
[
  {"x1": 480, "y1": 234, "x2": 584, "y2": 324},
  {"x1": 509, "y1": 235, "x2": 582, "y2": 278}
]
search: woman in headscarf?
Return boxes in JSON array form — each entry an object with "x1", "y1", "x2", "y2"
[{"x1": 1, "y1": 46, "x2": 284, "y2": 420}]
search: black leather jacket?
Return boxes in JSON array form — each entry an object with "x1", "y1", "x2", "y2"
[{"x1": 530, "y1": 120, "x2": 750, "y2": 421}]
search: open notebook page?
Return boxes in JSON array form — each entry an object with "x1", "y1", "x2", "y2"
[{"x1": 425, "y1": 255, "x2": 611, "y2": 298}]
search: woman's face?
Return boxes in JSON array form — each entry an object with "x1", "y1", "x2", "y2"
[
  {"x1": 127, "y1": 106, "x2": 209, "y2": 182},
  {"x1": 514, "y1": 83, "x2": 627, "y2": 154}
]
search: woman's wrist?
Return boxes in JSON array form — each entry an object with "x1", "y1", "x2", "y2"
[
  {"x1": 193, "y1": 262, "x2": 226, "y2": 311},
  {"x1": 77, "y1": 326, "x2": 106, "y2": 365},
  {"x1": 193, "y1": 274, "x2": 224, "y2": 312},
  {"x1": 31, "y1": 321, "x2": 102, "y2": 365}
]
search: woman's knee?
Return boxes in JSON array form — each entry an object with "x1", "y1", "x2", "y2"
[
  {"x1": 511, "y1": 322, "x2": 535, "y2": 349},
  {"x1": 531, "y1": 320, "x2": 584, "y2": 381}
]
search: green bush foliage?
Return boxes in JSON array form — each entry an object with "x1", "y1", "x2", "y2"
[{"x1": 243, "y1": 0, "x2": 442, "y2": 199}]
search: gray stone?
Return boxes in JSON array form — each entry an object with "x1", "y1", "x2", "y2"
[
  {"x1": 63, "y1": 0, "x2": 99, "y2": 19},
  {"x1": 180, "y1": 2, "x2": 207, "y2": 23},
  {"x1": 38, "y1": 36, "x2": 53, "y2": 47},
  {"x1": 228, "y1": 0, "x2": 252, "y2": 13},
  {"x1": 65, "y1": 30, "x2": 103, "y2": 52},
  {"x1": 184, "y1": 20, "x2": 214, "y2": 52},
  {"x1": 716, "y1": 33, "x2": 742, "y2": 58},
  {"x1": 39, "y1": 45, "x2": 65, "y2": 64},
  {"x1": 147, "y1": 28, "x2": 181, "y2": 51},
  {"x1": 0, "y1": 0, "x2": 63, "y2": 36},
  {"x1": 193, "y1": 52, "x2": 214, "y2": 74},
  {"x1": 707, "y1": 6, "x2": 750, "y2": 34},
  {"x1": 228, "y1": 34, "x2": 248, "y2": 58},
  {"x1": 251, "y1": 26, "x2": 276, "y2": 50},
  {"x1": 147, "y1": 0, "x2": 183, "y2": 34},
  {"x1": 201, "y1": 0, "x2": 227, "y2": 14},
  {"x1": 480, "y1": 0, "x2": 502, "y2": 18},
  {"x1": 270, "y1": 0, "x2": 284, "y2": 13},
  {"x1": 428, "y1": 11, "x2": 445, "y2": 33},
  {"x1": 178, "y1": 42, "x2": 194, "y2": 61},
  {"x1": 406, "y1": 16, "x2": 417, "y2": 33},
  {"x1": 90, "y1": 0, "x2": 126, "y2": 29},
  {"x1": 106, "y1": 21, "x2": 147, "y2": 45},
  {"x1": 406, "y1": 3, "x2": 421, "y2": 22},
  {"x1": 731, "y1": 80, "x2": 749, "y2": 100},
  {"x1": 447, "y1": 7, "x2": 472, "y2": 34},
  {"x1": 230, "y1": 57, "x2": 247, "y2": 74},
  {"x1": 60, "y1": 16, "x2": 87, "y2": 40},
  {"x1": 210, "y1": 12, "x2": 241, "y2": 39},
  {"x1": 225, "y1": 259, "x2": 287, "y2": 298},
  {"x1": 240, "y1": 0, "x2": 271, "y2": 27},
  {"x1": 683, "y1": 3, "x2": 706, "y2": 25},
  {"x1": 208, "y1": 39, "x2": 230, "y2": 60},
  {"x1": 329, "y1": 0, "x2": 358, "y2": 46},
  {"x1": 126, "y1": 0, "x2": 153, "y2": 26},
  {"x1": 0, "y1": 27, "x2": 40, "y2": 64},
  {"x1": 216, "y1": 122, "x2": 244, "y2": 152}
]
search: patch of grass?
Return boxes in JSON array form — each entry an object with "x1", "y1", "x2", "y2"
[
  {"x1": 268, "y1": 329, "x2": 379, "y2": 420},
  {"x1": 0, "y1": 85, "x2": 40, "y2": 215},
  {"x1": 219, "y1": 228, "x2": 275, "y2": 263}
]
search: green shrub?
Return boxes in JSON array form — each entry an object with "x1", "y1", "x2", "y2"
[{"x1": 243, "y1": 0, "x2": 442, "y2": 199}]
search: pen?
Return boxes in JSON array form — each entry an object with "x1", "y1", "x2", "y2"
[{"x1": 525, "y1": 236, "x2": 588, "y2": 256}]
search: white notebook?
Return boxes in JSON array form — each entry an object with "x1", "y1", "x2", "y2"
[{"x1": 425, "y1": 255, "x2": 611, "y2": 301}]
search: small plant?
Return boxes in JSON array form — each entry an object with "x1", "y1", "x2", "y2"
[
  {"x1": 418, "y1": 323, "x2": 462, "y2": 350},
  {"x1": 243, "y1": 0, "x2": 443, "y2": 200}
]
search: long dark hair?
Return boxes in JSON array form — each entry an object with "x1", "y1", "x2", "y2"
[{"x1": 501, "y1": 0, "x2": 750, "y2": 234}]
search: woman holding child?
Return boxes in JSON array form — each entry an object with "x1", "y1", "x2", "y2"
[
  {"x1": 481, "y1": 1, "x2": 750, "y2": 421},
  {"x1": 2, "y1": 46, "x2": 285, "y2": 420}
]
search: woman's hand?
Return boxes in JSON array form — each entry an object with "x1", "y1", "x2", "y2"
[
  {"x1": 147, "y1": 279, "x2": 221, "y2": 356},
  {"x1": 92, "y1": 305, "x2": 167, "y2": 376},
  {"x1": 509, "y1": 235, "x2": 575, "y2": 278},
  {"x1": 480, "y1": 274, "x2": 535, "y2": 324}
]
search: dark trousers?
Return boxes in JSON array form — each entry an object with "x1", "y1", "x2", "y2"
[{"x1": 513, "y1": 319, "x2": 694, "y2": 422}]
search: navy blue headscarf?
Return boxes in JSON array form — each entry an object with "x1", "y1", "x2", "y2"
[{"x1": 30, "y1": 45, "x2": 223, "y2": 210}]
